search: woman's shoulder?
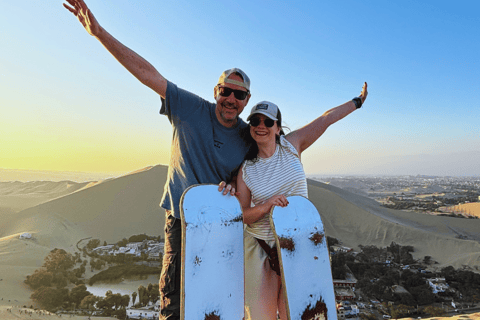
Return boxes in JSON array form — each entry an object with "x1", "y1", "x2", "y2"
[{"x1": 280, "y1": 135, "x2": 299, "y2": 156}]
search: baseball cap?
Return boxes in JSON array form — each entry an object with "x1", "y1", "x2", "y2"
[
  {"x1": 247, "y1": 101, "x2": 279, "y2": 121},
  {"x1": 218, "y1": 68, "x2": 250, "y2": 91}
]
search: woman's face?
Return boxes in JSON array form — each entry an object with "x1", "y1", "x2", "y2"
[{"x1": 249, "y1": 114, "x2": 280, "y2": 144}]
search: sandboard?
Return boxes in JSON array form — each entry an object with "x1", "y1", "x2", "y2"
[
  {"x1": 180, "y1": 184, "x2": 244, "y2": 320},
  {"x1": 270, "y1": 196, "x2": 337, "y2": 320}
]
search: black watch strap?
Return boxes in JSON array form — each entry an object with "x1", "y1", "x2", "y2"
[{"x1": 352, "y1": 97, "x2": 362, "y2": 109}]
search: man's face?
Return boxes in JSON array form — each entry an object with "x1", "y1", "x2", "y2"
[{"x1": 214, "y1": 74, "x2": 250, "y2": 127}]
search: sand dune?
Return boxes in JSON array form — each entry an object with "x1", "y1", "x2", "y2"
[
  {"x1": 0, "y1": 180, "x2": 93, "y2": 213},
  {"x1": 0, "y1": 166, "x2": 167, "y2": 307},
  {"x1": 0, "y1": 166, "x2": 167, "y2": 248},
  {"x1": 1, "y1": 164, "x2": 480, "y2": 308},
  {"x1": 446, "y1": 203, "x2": 480, "y2": 218},
  {"x1": 309, "y1": 180, "x2": 480, "y2": 268},
  {"x1": 0, "y1": 305, "x2": 117, "y2": 320},
  {"x1": 308, "y1": 180, "x2": 480, "y2": 269}
]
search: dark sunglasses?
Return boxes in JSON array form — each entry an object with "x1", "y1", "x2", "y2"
[
  {"x1": 249, "y1": 117, "x2": 275, "y2": 128},
  {"x1": 218, "y1": 86, "x2": 249, "y2": 100}
]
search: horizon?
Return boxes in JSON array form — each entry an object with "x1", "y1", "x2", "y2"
[
  {"x1": 2, "y1": 1, "x2": 479, "y2": 177},
  {"x1": 1, "y1": 165, "x2": 479, "y2": 183}
]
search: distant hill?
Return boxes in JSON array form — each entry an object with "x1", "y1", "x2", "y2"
[
  {"x1": 2, "y1": 165, "x2": 480, "y2": 267},
  {"x1": 0, "y1": 166, "x2": 167, "y2": 249},
  {"x1": 1, "y1": 164, "x2": 480, "y2": 306},
  {"x1": 0, "y1": 180, "x2": 92, "y2": 213},
  {"x1": 308, "y1": 179, "x2": 480, "y2": 269}
]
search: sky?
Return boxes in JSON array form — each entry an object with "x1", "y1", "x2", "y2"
[{"x1": 1, "y1": 0, "x2": 479, "y2": 179}]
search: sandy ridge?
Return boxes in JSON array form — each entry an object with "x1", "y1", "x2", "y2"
[{"x1": 1, "y1": 165, "x2": 480, "y2": 309}]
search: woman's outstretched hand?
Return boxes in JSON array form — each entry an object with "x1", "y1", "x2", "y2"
[{"x1": 359, "y1": 82, "x2": 368, "y2": 104}]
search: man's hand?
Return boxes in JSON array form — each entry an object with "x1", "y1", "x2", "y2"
[
  {"x1": 63, "y1": 0, "x2": 100, "y2": 37},
  {"x1": 359, "y1": 82, "x2": 368, "y2": 104},
  {"x1": 218, "y1": 181, "x2": 236, "y2": 196}
]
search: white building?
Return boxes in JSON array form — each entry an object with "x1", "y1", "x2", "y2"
[
  {"x1": 126, "y1": 309, "x2": 159, "y2": 319},
  {"x1": 428, "y1": 277, "x2": 449, "y2": 294},
  {"x1": 337, "y1": 305, "x2": 360, "y2": 318}
]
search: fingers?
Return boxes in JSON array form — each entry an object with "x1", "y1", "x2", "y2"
[
  {"x1": 223, "y1": 184, "x2": 233, "y2": 195},
  {"x1": 63, "y1": 3, "x2": 75, "y2": 14},
  {"x1": 278, "y1": 195, "x2": 289, "y2": 207},
  {"x1": 64, "y1": 0, "x2": 78, "y2": 13},
  {"x1": 64, "y1": 0, "x2": 88, "y2": 16},
  {"x1": 218, "y1": 181, "x2": 226, "y2": 192},
  {"x1": 360, "y1": 82, "x2": 368, "y2": 103},
  {"x1": 218, "y1": 182, "x2": 234, "y2": 196},
  {"x1": 269, "y1": 195, "x2": 289, "y2": 208}
]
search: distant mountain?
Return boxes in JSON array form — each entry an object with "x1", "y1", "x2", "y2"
[
  {"x1": 0, "y1": 166, "x2": 167, "y2": 249},
  {"x1": 2, "y1": 164, "x2": 480, "y2": 307},
  {"x1": 0, "y1": 180, "x2": 92, "y2": 213},
  {"x1": 308, "y1": 179, "x2": 480, "y2": 268},
  {"x1": 2, "y1": 164, "x2": 480, "y2": 267}
]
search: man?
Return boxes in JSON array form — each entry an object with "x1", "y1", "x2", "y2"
[{"x1": 63, "y1": 1, "x2": 252, "y2": 318}]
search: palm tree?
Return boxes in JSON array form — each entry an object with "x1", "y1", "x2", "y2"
[
  {"x1": 132, "y1": 291, "x2": 137, "y2": 306},
  {"x1": 138, "y1": 285, "x2": 146, "y2": 306}
]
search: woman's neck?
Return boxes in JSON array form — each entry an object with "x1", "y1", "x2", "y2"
[{"x1": 257, "y1": 140, "x2": 277, "y2": 159}]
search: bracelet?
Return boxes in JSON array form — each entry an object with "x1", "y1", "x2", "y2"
[{"x1": 352, "y1": 97, "x2": 362, "y2": 109}]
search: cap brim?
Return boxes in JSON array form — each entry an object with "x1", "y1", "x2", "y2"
[{"x1": 247, "y1": 111, "x2": 278, "y2": 121}]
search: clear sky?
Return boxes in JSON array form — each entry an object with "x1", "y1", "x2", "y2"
[{"x1": 1, "y1": 0, "x2": 479, "y2": 178}]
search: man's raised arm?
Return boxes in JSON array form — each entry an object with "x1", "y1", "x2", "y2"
[{"x1": 63, "y1": 0, "x2": 167, "y2": 98}]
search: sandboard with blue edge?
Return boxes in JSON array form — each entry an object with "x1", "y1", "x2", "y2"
[
  {"x1": 180, "y1": 184, "x2": 244, "y2": 320},
  {"x1": 270, "y1": 195, "x2": 337, "y2": 320}
]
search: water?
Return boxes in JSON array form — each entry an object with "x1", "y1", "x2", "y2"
[{"x1": 85, "y1": 286, "x2": 136, "y2": 307}]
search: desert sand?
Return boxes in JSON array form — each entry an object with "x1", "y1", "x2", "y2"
[
  {"x1": 0, "y1": 305, "x2": 116, "y2": 320},
  {"x1": 1, "y1": 165, "x2": 480, "y2": 309},
  {"x1": 402, "y1": 315, "x2": 480, "y2": 320},
  {"x1": 445, "y1": 203, "x2": 480, "y2": 218}
]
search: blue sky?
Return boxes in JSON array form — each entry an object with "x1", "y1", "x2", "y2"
[{"x1": 1, "y1": 0, "x2": 479, "y2": 177}]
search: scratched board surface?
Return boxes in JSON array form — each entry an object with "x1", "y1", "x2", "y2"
[
  {"x1": 271, "y1": 196, "x2": 337, "y2": 320},
  {"x1": 180, "y1": 184, "x2": 244, "y2": 320}
]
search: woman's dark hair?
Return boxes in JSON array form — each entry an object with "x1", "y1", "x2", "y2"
[{"x1": 243, "y1": 109, "x2": 286, "y2": 162}]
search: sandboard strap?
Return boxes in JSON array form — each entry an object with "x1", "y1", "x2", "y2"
[{"x1": 256, "y1": 239, "x2": 281, "y2": 276}]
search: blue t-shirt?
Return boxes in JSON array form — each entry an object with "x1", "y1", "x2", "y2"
[{"x1": 160, "y1": 81, "x2": 250, "y2": 218}]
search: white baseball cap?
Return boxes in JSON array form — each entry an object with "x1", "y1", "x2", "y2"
[{"x1": 247, "y1": 101, "x2": 279, "y2": 121}]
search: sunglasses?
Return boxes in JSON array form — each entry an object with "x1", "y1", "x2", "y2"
[
  {"x1": 249, "y1": 117, "x2": 276, "y2": 128},
  {"x1": 217, "y1": 86, "x2": 249, "y2": 100}
]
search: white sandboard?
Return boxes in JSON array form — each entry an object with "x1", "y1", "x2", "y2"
[
  {"x1": 270, "y1": 196, "x2": 337, "y2": 320},
  {"x1": 180, "y1": 184, "x2": 244, "y2": 320}
]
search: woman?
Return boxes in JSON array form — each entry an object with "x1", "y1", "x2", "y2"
[{"x1": 237, "y1": 82, "x2": 368, "y2": 319}]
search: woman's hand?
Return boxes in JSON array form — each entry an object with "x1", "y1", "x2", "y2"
[
  {"x1": 265, "y1": 195, "x2": 289, "y2": 209},
  {"x1": 359, "y1": 82, "x2": 368, "y2": 104}
]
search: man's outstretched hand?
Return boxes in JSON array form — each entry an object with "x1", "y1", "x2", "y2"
[{"x1": 63, "y1": 0, "x2": 100, "y2": 37}]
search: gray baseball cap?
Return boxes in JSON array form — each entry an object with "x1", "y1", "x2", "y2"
[
  {"x1": 217, "y1": 68, "x2": 250, "y2": 91},
  {"x1": 247, "y1": 101, "x2": 279, "y2": 121}
]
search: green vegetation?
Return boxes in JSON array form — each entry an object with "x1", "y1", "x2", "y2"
[
  {"x1": 331, "y1": 240, "x2": 480, "y2": 316},
  {"x1": 25, "y1": 249, "x2": 84, "y2": 310},
  {"x1": 440, "y1": 266, "x2": 480, "y2": 300},
  {"x1": 332, "y1": 242, "x2": 443, "y2": 307},
  {"x1": 24, "y1": 235, "x2": 162, "y2": 314}
]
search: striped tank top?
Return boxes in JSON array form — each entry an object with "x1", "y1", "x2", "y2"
[{"x1": 242, "y1": 136, "x2": 308, "y2": 241}]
